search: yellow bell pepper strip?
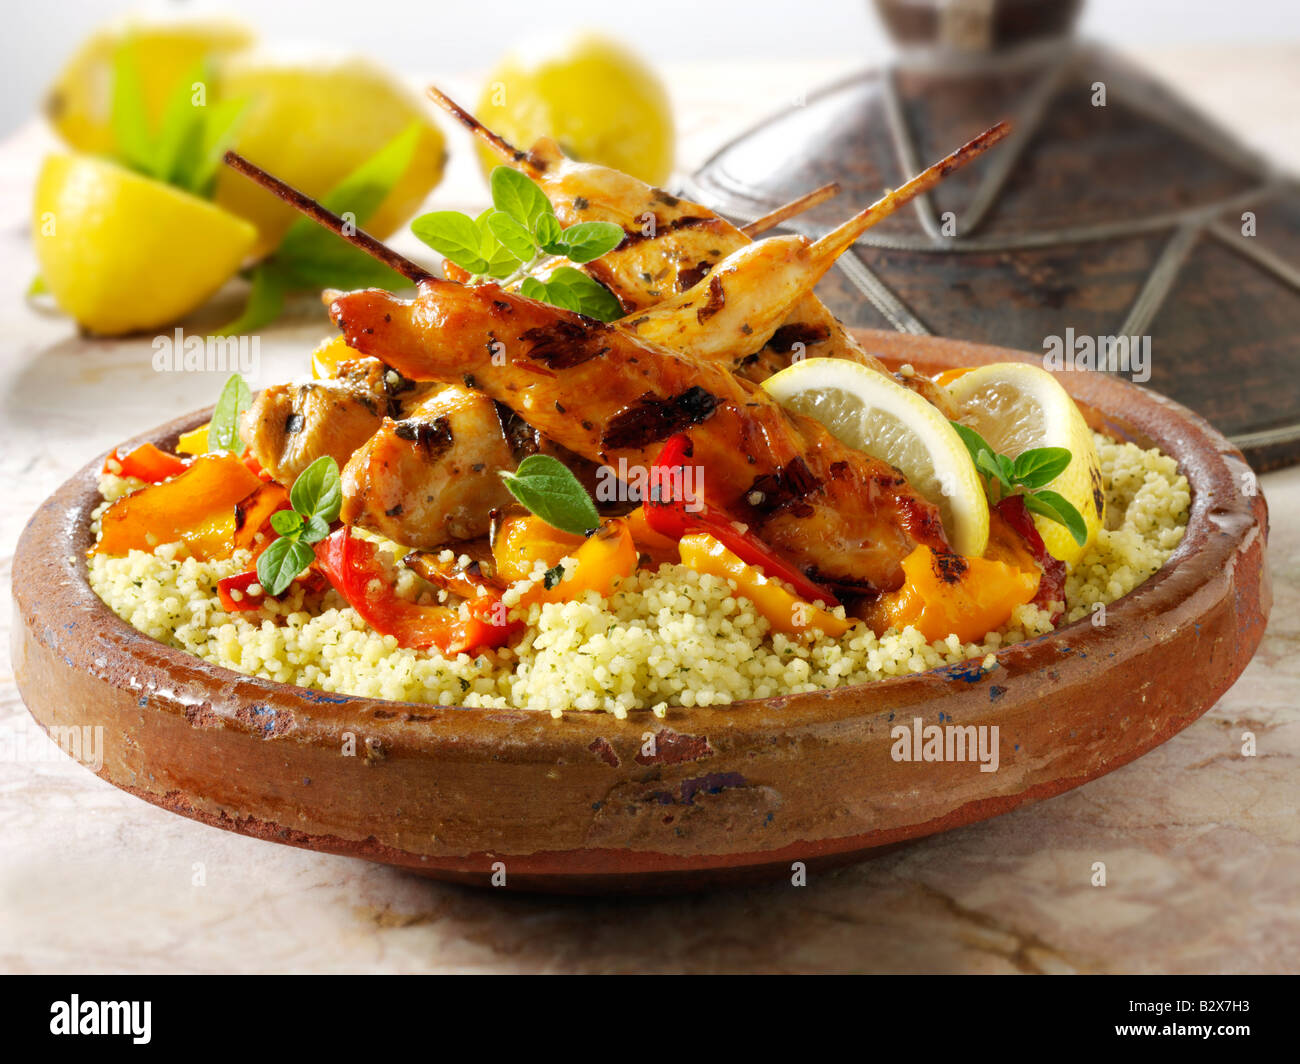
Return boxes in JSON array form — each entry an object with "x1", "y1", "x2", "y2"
[
  {"x1": 313, "y1": 527, "x2": 520, "y2": 654},
  {"x1": 678, "y1": 533, "x2": 851, "y2": 639},
  {"x1": 517, "y1": 518, "x2": 638, "y2": 606},
  {"x1": 866, "y1": 544, "x2": 1040, "y2": 644},
  {"x1": 176, "y1": 423, "x2": 211, "y2": 456},
  {"x1": 96, "y1": 454, "x2": 265, "y2": 560},
  {"x1": 492, "y1": 514, "x2": 586, "y2": 583},
  {"x1": 103, "y1": 442, "x2": 190, "y2": 483},
  {"x1": 643, "y1": 432, "x2": 840, "y2": 607}
]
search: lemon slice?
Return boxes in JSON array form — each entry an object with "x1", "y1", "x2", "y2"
[
  {"x1": 34, "y1": 153, "x2": 256, "y2": 336},
  {"x1": 945, "y1": 362, "x2": 1104, "y2": 567},
  {"x1": 762, "y1": 358, "x2": 988, "y2": 556}
]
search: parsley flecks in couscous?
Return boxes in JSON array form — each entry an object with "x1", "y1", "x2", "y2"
[{"x1": 87, "y1": 433, "x2": 1189, "y2": 718}]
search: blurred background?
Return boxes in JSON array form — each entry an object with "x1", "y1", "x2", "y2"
[{"x1": 8, "y1": 0, "x2": 1300, "y2": 141}]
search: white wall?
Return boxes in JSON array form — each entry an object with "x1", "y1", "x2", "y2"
[{"x1": 8, "y1": 0, "x2": 1300, "y2": 139}]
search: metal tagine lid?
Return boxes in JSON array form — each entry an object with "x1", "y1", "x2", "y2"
[{"x1": 686, "y1": 0, "x2": 1300, "y2": 468}]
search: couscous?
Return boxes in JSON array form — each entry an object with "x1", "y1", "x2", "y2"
[{"x1": 88, "y1": 432, "x2": 1189, "y2": 717}]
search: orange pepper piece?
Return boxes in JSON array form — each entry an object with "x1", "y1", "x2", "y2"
[
  {"x1": 868, "y1": 545, "x2": 1040, "y2": 644},
  {"x1": 96, "y1": 454, "x2": 264, "y2": 561},
  {"x1": 492, "y1": 514, "x2": 587, "y2": 583}
]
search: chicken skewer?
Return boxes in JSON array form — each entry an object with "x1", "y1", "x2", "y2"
[
  {"x1": 621, "y1": 121, "x2": 1010, "y2": 361},
  {"x1": 226, "y1": 120, "x2": 1008, "y2": 554},
  {"x1": 427, "y1": 87, "x2": 887, "y2": 379},
  {"x1": 329, "y1": 279, "x2": 948, "y2": 594}
]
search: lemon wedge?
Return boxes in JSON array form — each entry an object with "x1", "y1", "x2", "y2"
[
  {"x1": 33, "y1": 153, "x2": 256, "y2": 336},
  {"x1": 762, "y1": 358, "x2": 988, "y2": 556},
  {"x1": 945, "y1": 362, "x2": 1104, "y2": 567}
]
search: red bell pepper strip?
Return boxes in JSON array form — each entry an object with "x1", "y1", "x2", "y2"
[
  {"x1": 643, "y1": 433, "x2": 841, "y2": 607},
  {"x1": 313, "y1": 527, "x2": 521, "y2": 654},
  {"x1": 104, "y1": 443, "x2": 190, "y2": 483},
  {"x1": 217, "y1": 570, "x2": 265, "y2": 613},
  {"x1": 994, "y1": 495, "x2": 1067, "y2": 616}
]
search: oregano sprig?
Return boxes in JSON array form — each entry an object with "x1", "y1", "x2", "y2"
[
  {"x1": 499, "y1": 454, "x2": 600, "y2": 536},
  {"x1": 411, "y1": 166, "x2": 624, "y2": 321},
  {"x1": 951, "y1": 421, "x2": 1088, "y2": 546},
  {"x1": 256, "y1": 455, "x2": 342, "y2": 595}
]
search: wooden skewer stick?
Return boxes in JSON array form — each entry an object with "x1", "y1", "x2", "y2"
[
  {"x1": 426, "y1": 86, "x2": 543, "y2": 175},
  {"x1": 740, "y1": 183, "x2": 841, "y2": 238},
  {"x1": 809, "y1": 120, "x2": 1011, "y2": 264},
  {"x1": 222, "y1": 150, "x2": 432, "y2": 284}
]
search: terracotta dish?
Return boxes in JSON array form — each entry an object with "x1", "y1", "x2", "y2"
[{"x1": 12, "y1": 331, "x2": 1270, "y2": 893}]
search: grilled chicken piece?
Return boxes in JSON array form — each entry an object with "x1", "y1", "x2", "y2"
[
  {"x1": 331, "y1": 280, "x2": 949, "y2": 594},
  {"x1": 342, "y1": 386, "x2": 519, "y2": 547},
  {"x1": 342, "y1": 385, "x2": 605, "y2": 548},
  {"x1": 239, "y1": 358, "x2": 434, "y2": 485}
]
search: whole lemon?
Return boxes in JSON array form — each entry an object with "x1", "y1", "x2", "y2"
[
  {"x1": 475, "y1": 33, "x2": 674, "y2": 186},
  {"x1": 34, "y1": 153, "x2": 257, "y2": 336},
  {"x1": 213, "y1": 51, "x2": 446, "y2": 257},
  {"x1": 44, "y1": 14, "x2": 254, "y2": 156}
]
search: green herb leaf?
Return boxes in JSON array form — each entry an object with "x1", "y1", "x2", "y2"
[
  {"x1": 543, "y1": 564, "x2": 565, "y2": 590},
  {"x1": 301, "y1": 514, "x2": 331, "y2": 544},
  {"x1": 534, "y1": 213, "x2": 563, "y2": 252},
  {"x1": 110, "y1": 38, "x2": 155, "y2": 174},
  {"x1": 490, "y1": 167, "x2": 553, "y2": 231},
  {"x1": 519, "y1": 276, "x2": 548, "y2": 302},
  {"x1": 216, "y1": 263, "x2": 289, "y2": 337},
  {"x1": 209, "y1": 373, "x2": 252, "y2": 455},
  {"x1": 471, "y1": 210, "x2": 524, "y2": 279},
  {"x1": 256, "y1": 536, "x2": 315, "y2": 597},
  {"x1": 551, "y1": 220, "x2": 624, "y2": 263},
  {"x1": 950, "y1": 421, "x2": 992, "y2": 464},
  {"x1": 1012, "y1": 447, "x2": 1072, "y2": 490},
  {"x1": 152, "y1": 60, "x2": 209, "y2": 189},
  {"x1": 500, "y1": 454, "x2": 600, "y2": 536},
  {"x1": 270, "y1": 509, "x2": 304, "y2": 537},
  {"x1": 976, "y1": 449, "x2": 1006, "y2": 487},
  {"x1": 542, "y1": 266, "x2": 623, "y2": 322},
  {"x1": 180, "y1": 95, "x2": 249, "y2": 197},
  {"x1": 485, "y1": 210, "x2": 537, "y2": 262},
  {"x1": 1023, "y1": 489, "x2": 1088, "y2": 546},
  {"x1": 289, "y1": 455, "x2": 343, "y2": 525},
  {"x1": 411, "y1": 210, "x2": 491, "y2": 274},
  {"x1": 996, "y1": 452, "x2": 1016, "y2": 485}
]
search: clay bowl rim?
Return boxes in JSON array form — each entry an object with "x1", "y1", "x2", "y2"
[{"x1": 13, "y1": 329, "x2": 1268, "y2": 756}]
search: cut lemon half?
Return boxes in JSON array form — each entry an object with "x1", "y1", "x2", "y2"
[
  {"x1": 33, "y1": 153, "x2": 256, "y2": 335},
  {"x1": 945, "y1": 362, "x2": 1104, "y2": 567},
  {"x1": 762, "y1": 358, "x2": 988, "y2": 556}
]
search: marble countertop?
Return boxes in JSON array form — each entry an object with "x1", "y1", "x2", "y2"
[{"x1": 1, "y1": 52, "x2": 1296, "y2": 974}]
